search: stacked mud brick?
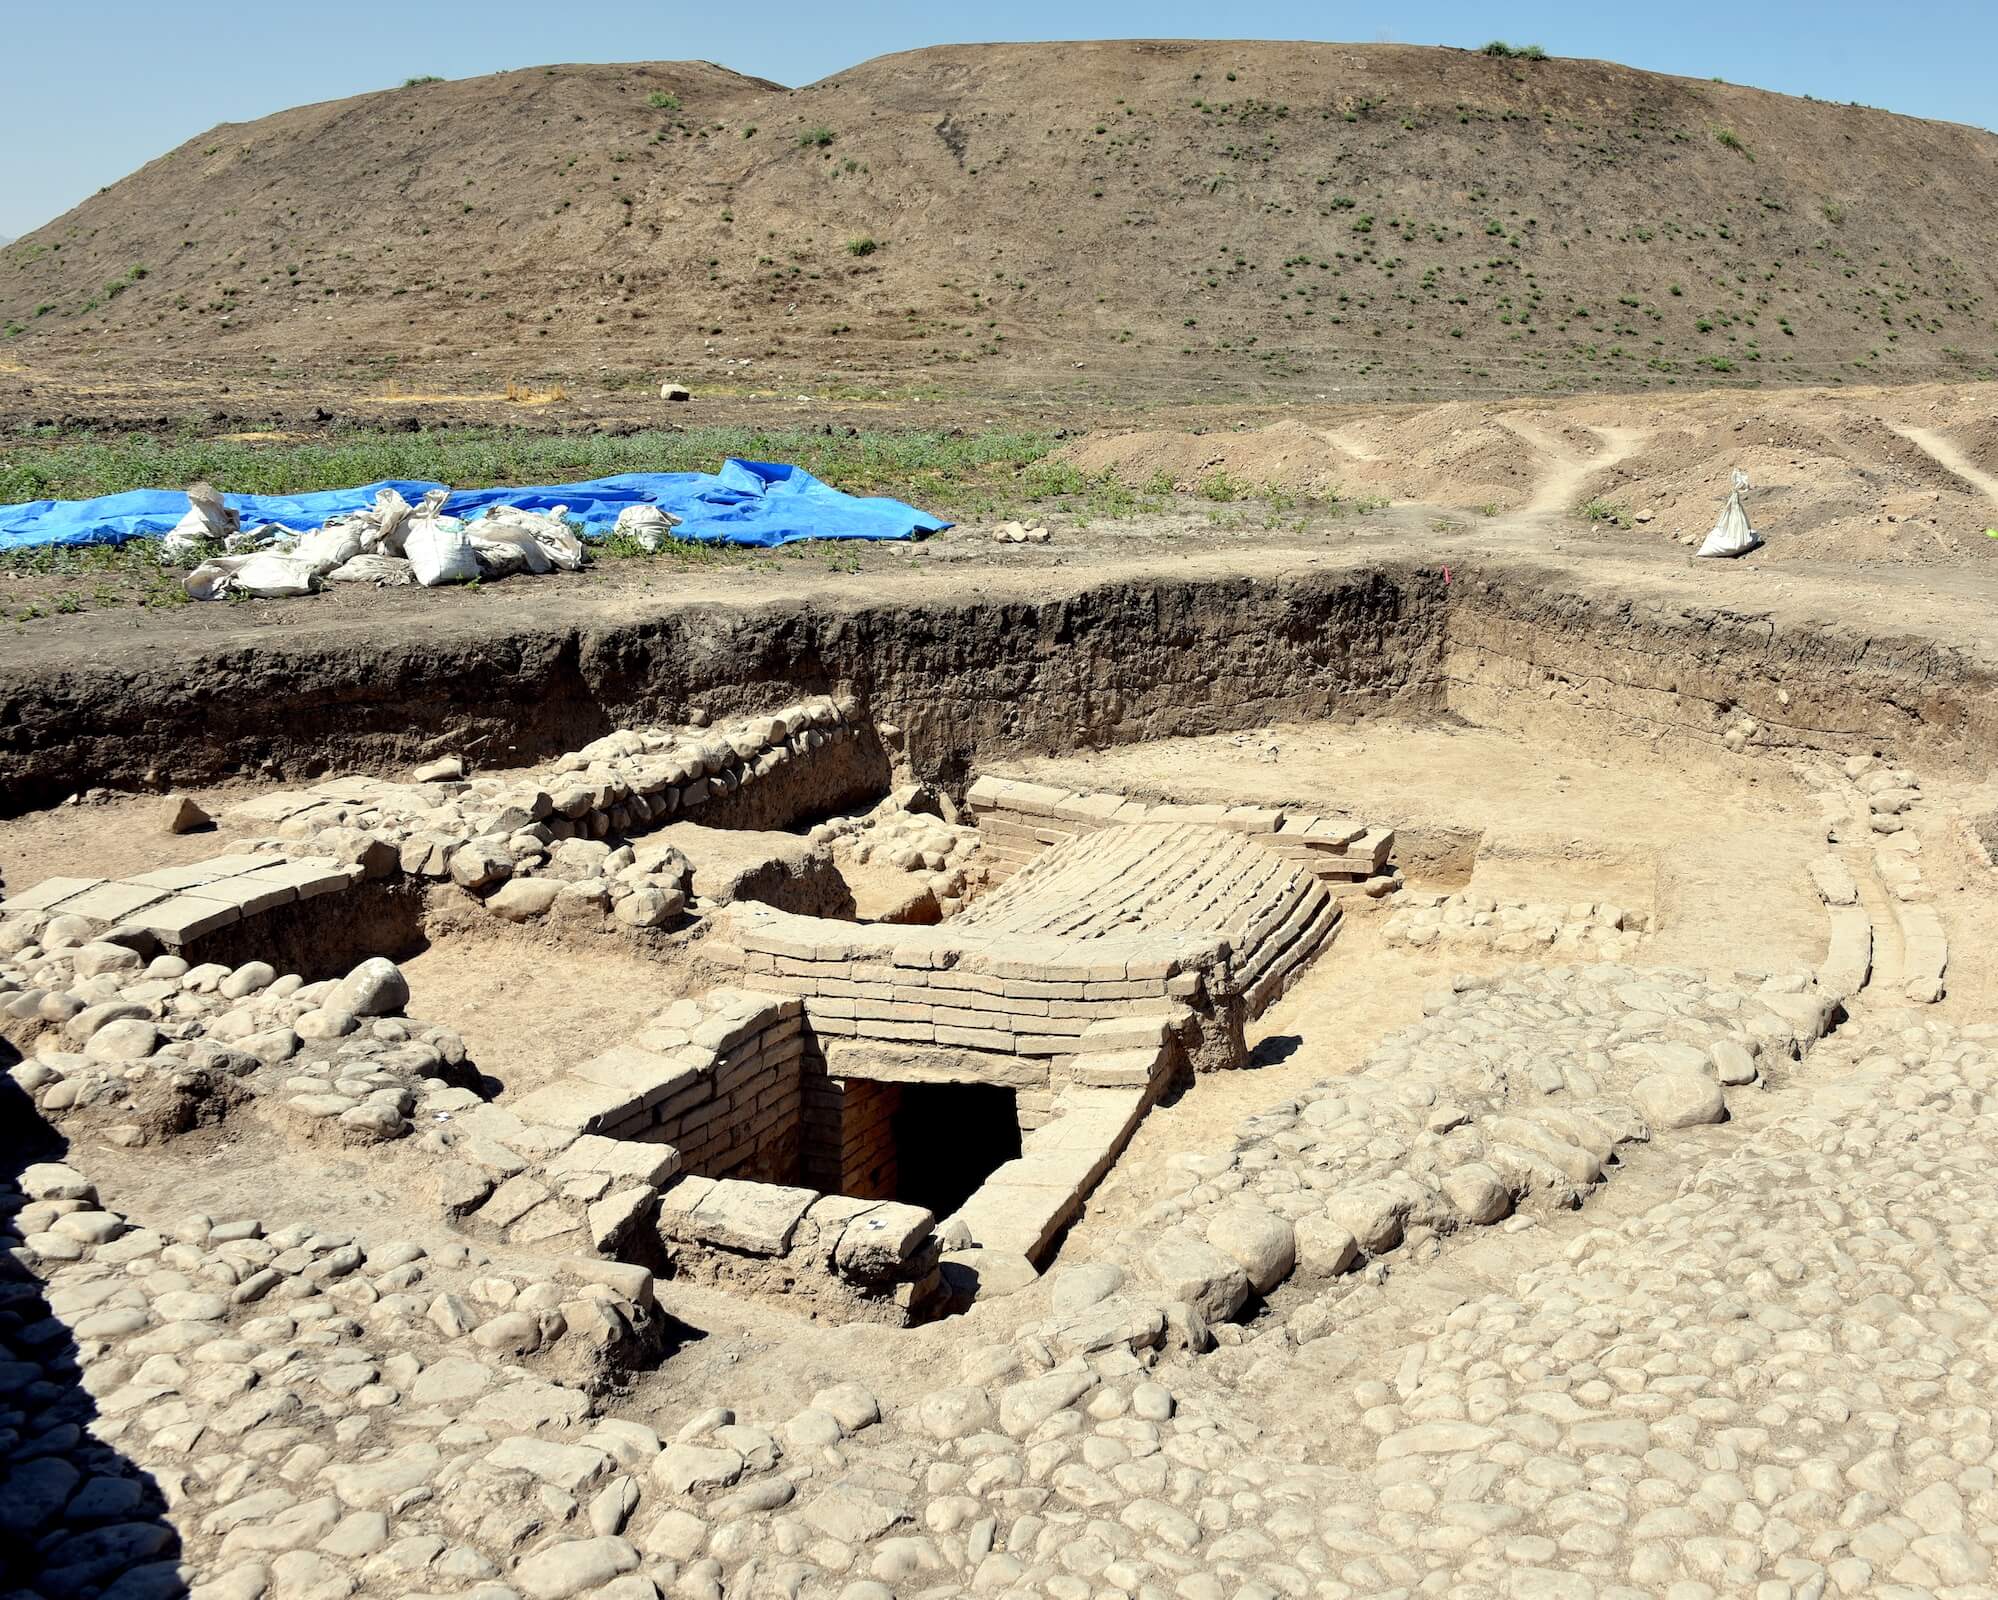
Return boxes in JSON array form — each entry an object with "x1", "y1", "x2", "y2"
[
  {"x1": 509, "y1": 990, "x2": 807, "y2": 1181},
  {"x1": 801, "y1": 1071, "x2": 902, "y2": 1198},
  {"x1": 952, "y1": 818, "x2": 1344, "y2": 1021},
  {"x1": 716, "y1": 819, "x2": 1341, "y2": 1044},
  {"x1": 220, "y1": 695, "x2": 871, "y2": 906},
  {"x1": 470, "y1": 988, "x2": 944, "y2": 1323},
  {"x1": 966, "y1": 773, "x2": 1396, "y2": 896},
  {"x1": 712, "y1": 897, "x2": 1204, "y2": 1066}
]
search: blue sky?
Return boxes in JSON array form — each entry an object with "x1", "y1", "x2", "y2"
[{"x1": 4, "y1": 0, "x2": 1991, "y2": 239}]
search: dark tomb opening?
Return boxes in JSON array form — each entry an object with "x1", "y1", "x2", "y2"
[{"x1": 890, "y1": 1082, "x2": 1022, "y2": 1220}]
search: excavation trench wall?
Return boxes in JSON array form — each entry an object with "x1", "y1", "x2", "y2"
[
  {"x1": 2, "y1": 561, "x2": 1995, "y2": 817},
  {"x1": 1444, "y1": 567, "x2": 1998, "y2": 772},
  {"x1": 0, "y1": 572, "x2": 1439, "y2": 815}
]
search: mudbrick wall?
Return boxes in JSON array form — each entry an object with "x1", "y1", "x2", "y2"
[
  {"x1": 801, "y1": 1070, "x2": 901, "y2": 1200},
  {"x1": 4, "y1": 559, "x2": 1997, "y2": 814}
]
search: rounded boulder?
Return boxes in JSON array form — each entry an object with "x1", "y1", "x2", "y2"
[
  {"x1": 330, "y1": 957, "x2": 409, "y2": 1019},
  {"x1": 1636, "y1": 1069, "x2": 1727, "y2": 1130},
  {"x1": 1205, "y1": 1205, "x2": 1296, "y2": 1295}
]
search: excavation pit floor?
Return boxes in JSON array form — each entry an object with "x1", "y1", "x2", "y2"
[{"x1": 2, "y1": 573, "x2": 1995, "y2": 1600}]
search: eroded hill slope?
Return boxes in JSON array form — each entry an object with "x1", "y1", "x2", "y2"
[{"x1": 4, "y1": 41, "x2": 1995, "y2": 402}]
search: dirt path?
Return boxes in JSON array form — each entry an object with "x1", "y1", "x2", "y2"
[
  {"x1": 1320, "y1": 426, "x2": 1383, "y2": 464},
  {"x1": 1891, "y1": 423, "x2": 1998, "y2": 509},
  {"x1": 1493, "y1": 418, "x2": 1647, "y2": 516}
]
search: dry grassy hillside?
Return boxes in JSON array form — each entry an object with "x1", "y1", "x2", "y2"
[{"x1": 4, "y1": 41, "x2": 1996, "y2": 404}]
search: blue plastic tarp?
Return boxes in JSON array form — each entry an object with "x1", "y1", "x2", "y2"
[{"x1": 0, "y1": 459, "x2": 949, "y2": 552}]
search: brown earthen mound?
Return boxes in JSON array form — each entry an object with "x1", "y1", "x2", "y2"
[
  {"x1": 1057, "y1": 419, "x2": 1360, "y2": 498},
  {"x1": 5, "y1": 40, "x2": 1998, "y2": 404}
]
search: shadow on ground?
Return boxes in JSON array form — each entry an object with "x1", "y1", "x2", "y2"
[{"x1": 1, "y1": 1042, "x2": 188, "y2": 1599}]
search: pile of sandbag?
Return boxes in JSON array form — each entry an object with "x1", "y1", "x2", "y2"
[{"x1": 177, "y1": 485, "x2": 608, "y2": 601}]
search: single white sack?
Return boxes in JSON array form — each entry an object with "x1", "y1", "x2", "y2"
[
  {"x1": 328, "y1": 553, "x2": 415, "y2": 585},
  {"x1": 482, "y1": 505, "x2": 566, "y2": 536},
  {"x1": 161, "y1": 481, "x2": 242, "y2": 563},
  {"x1": 614, "y1": 503, "x2": 680, "y2": 552},
  {"x1": 481, "y1": 504, "x2": 585, "y2": 571},
  {"x1": 231, "y1": 553, "x2": 324, "y2": 597},
  {"x1": 1698, "y1": 487, "x2": 1760, "y2": 559},
  {"x1": 373, "y1": 488, "x2": 414, "y2": 554},
  {"x1": 159, "y1": 506, "x2": 213, "y2": 566},
  {"x1": 406, "y1": 518, "x2": 479, "y2": 586},
  {"x1": 468, "y1": 526, "x2": 551, "y2": 577},
  {"x1": 531, "y1": 506, "x2": 586, "y2": 572},
  {"x1": 185, "y1": 481, "x2": 238, "y2": 536},
  {"x1": 184, "y1": 555, "x2": 254, "y2": 601},
  {"x1": 292, "y1": 523, "x2": 366, "y2": 575}
]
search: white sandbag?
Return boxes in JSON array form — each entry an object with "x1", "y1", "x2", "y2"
[
  {"x1": 231, "y1": 554, "x2": 324, "y2": 598},
  {"x1": 481, "y1": 505, "x2": 567, "y2": 536},
  {"x1": 160, "y1": 482, "x2": 242, "y2": 563},
  {"x1": 1697, "y1": 487, "x2": 1760, "y2": 559},
  {"x1": 473, "y1": 505, "x2": 585, "y2": 573},
  {"x1": 292, "y1": 523, "x2": 366, "y2": 575},
  {"x1": 328, "y1": 553, "x2": 415, "y2": 586},
  {"x1": 184, "y1": 556, "x2": 253, "y2": 601},
  {"x1": 159, "y1": 507, "x2": 210, "y2": 566},
  {"x1": 470, "y1": 544, "x2": 528, "y2": 578},
  {"x1": 614, "y1": 503, "x2": 680, "y2": 552},
  {"x1": 531, "y1": 506, "x2": 586, "y2": 572},
  {"x1": 372, "y1": 488, "x2": 414, "y2": 555},
  {"x1": 468, "y1": 531, "x2": 546, "y2": 578},
  {"x1": 405, "y1": 518, "x2": 479, "y2": 586},
  {"x1": 470, "y1": 519, "x2": 554, "y2": 574}
]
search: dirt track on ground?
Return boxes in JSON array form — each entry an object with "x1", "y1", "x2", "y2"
[{"x1": 1057, "y1": 378, "x2": 1998, "y2": 567}]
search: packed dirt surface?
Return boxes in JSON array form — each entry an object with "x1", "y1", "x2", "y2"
[
  {"x1": 1002, "y1": 716, "x2": 1829, "y2": 971},
  {"x1": 1059, "y1": 378, "x2": 1998, "y2": 566},
  {"x1": 6, "y1": 40, "x2": 1998, "y2": 416}
]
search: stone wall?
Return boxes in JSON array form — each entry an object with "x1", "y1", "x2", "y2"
[
  {"x1": 655, "y1": 1176, "x2": 942, "y2": 1323},
  {"x1": 639, "y1": 1013, "x2": 805, "y2": 1186},
  {"x1": 510, "y1": 990, "x2": 807, "y2": 1174}
]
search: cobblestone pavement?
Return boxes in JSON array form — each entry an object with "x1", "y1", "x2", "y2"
[{"x1": 4, "y1": 714, "x2": 1993, "y2": 1600}]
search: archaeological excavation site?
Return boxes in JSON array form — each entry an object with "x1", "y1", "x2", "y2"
[
  {"x1": 6, "y1": 24, "x2": 1998, "y2": 1600},
  {"x1": 5, "y1": 534, "x2": 1998, "y2": 1600}
]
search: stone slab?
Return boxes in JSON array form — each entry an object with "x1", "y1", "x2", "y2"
[
  {"x1": 661, "y1": 1177, "x2": 816, "y2": 1256},
  {"x1": 0, "y1": 876, "x2": 105, "y2": 915},
  {"x1": 40, "y1": 881, "x2": 172, "y2": 924},
  {"x1": 131, "y1": 894, "x2": 244, "y2": 944}
]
